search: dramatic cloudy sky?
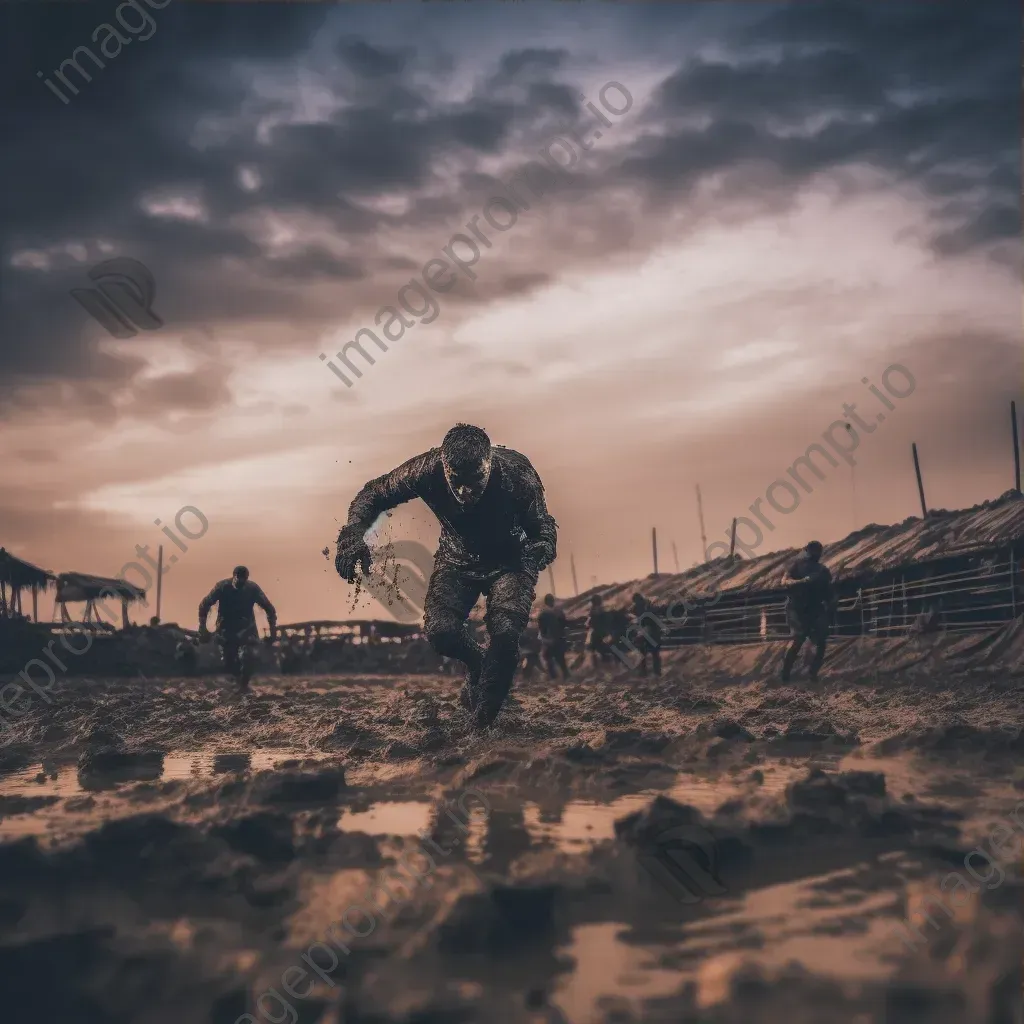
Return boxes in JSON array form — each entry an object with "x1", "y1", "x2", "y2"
[{"x1": 1, "y1": 0, "x2": 1019, "y2": 626}]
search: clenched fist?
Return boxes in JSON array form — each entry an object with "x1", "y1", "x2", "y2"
[{"x1": 335, "y1": 526, "x2": 372, "y2": 582}]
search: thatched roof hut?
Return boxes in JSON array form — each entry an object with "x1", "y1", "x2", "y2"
[
  {"x1": 56, "y1": 572, "x2": 146, "y2": 629},
  {"x1": 56, "y1": 572, "x2": 146, "y2": 604},
  {"x1": 0, "y1": 548, "x2": 55, "y2": 619},
  {"x1": 0, "y1": 548, "x2": 54, "y2": 589},
  {"x1": 555, "y1": 490, "x2": 1024, "y2": 618}
]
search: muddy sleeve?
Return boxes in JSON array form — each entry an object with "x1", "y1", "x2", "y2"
[
  {"x1": 198, "y1": 582, "x2": 225, "y2": 621},
  {"x1": 344, "y1": 451, "x2": 435, "y2": 536},
  {"x1": 520, "y1": 470, "x2": 558, "y2": 560},
  {"x1": 253, "y1": 585, "x2": 277, "y2": 627}
]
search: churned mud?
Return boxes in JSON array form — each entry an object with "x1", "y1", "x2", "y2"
[{"x1": 0, "y1": 650, "x2": 1022, "y2": 1023}]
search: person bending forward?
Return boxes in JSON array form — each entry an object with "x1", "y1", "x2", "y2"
[{"x1": 334, "y1": 424, "x2": 557, "y2": 729}]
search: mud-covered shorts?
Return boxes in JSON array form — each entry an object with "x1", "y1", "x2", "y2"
[{"x1": 786, "y1": 605, "x2": 829, "y2": 644}]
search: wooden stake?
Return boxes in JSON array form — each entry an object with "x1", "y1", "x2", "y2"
[
  {"x1": 1012, "y1": 400, "x2": 1020, "y2": 493},
  {"x1": 671, "y1": 540, "x2": 680, "y2": 573},
  {"x1": 652, "y1": 527, "x2": 659, "y2": 575},
  {"x1": 570, "y1": 553, "x2": 579, "y2": 596},
  {"x1": 32, "y1": 582, "x2": 38, "y2": 623},
  {"x1": 547, "y1": 565, "x2": 556, "y2": 597},
  {"x1": 729, "y1": 518, "x2": 738, "y2": 558},
  {"x1": 155, "y1": 545, "x2": 163, "y2": 623},
  {"x1": 695, "y1": 484, "x2": 708, "y2": 558},
  {"x1": 912, "y1": 443, "x2": 928, "y2": 518}
]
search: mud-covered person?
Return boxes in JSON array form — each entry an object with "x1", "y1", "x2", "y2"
[
  {"x1": 586, "y1": 594, "x2": 613, "y2": 669},
  {"x1": 537, "y1": 593, "x2": 571, "y2": 679},
  {"x1": 780, "y1": 541, "x2": 834, "y2": 682},
  {"x1": 198, "y1": 565, "x2": 278, "y2": 692},
  {"x1": 629, "y1": 591, "x2": 663, "y2": 677},
  {"x1": 334, "y1": 423, "x2": 557, "y2": 730}
]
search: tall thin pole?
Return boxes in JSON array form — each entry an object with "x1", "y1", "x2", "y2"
[
  {"x1": 652, "y1": 527, "x2": 659, "y2": 575},
  {"x1": 32, "y1": 582, "x2": 38, "y2": 623},
  {"x1": 547, "y1": 565, "x2": 556, "y2": 597},
  {"x1": 1012, "y1": 400, "x2": 1020, "y2": 492},
  {"x1": 570, "y1": 552, "x2": 579, "y2": 597},
  {"x1": 155, "y1": 544, "x2": 163, "y2": 623},
  {"x1": 729, "y1": 518, "x2": 738, "y2": 558},
  {"x1": 845, "y1": 423, "x2": 858, "y2": 531},
  {"x1": 671, "y1": 540, "x2": 680, "y2": 573},
  {"x1": 911, "y1": 443, "x2": 928, "y2": 518},
  {"x1": 695, "y1": 484, "x2": 708, "y2": 558}
]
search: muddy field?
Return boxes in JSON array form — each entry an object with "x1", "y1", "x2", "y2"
[{"x1": 0, "y1": 645, "x2": 1022, "y2": 1023}]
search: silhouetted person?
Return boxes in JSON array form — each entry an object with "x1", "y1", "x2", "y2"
[
  {"x1": 334, "y1": 424, "x2": 557, "y2": 729},
  {"x1": 780, "y1": 541, "x2": 833, "y2": 682},
  {"x1": 174, "y1": 637, "x2": 198, "y2": 676},
  {"x1": 630, "y1": 592, "x2": 663, "y2": 677},
  {"x1": 198, "y1": 565, "x2": 277, "y2": 691},
  {"x1": 587, "y1": 594, "x2": 612, "y2": 668},
  {"x1": 537, "y1": 593, "x2": 571, "y2": 679}
]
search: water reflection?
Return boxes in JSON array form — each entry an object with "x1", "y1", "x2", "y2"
[
  {"x1": 550, "y1": 853, "x2": 922, "y2": 1022},
  {"x1": 0, "y1": 748, "x2": 317, "y2": 804}
]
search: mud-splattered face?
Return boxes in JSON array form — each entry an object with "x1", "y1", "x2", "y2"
[
  {"x1": 232, "y1": 571, "x2": 248, "y2": 589},
  {"x1": 443, "y1": 454, "x2": 492, "y2": 506}
]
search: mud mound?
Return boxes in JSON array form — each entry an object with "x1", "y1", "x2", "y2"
[
  {"x1": 435, "y1": 882, "x2": 561, "y2": 954},
  {"x1": 872, "y1": 722, "x2": 1024, "y2": 757},
  {"x1": 616, "y1": 767, "x2": 962, "y2": 855},
  {"x1": 250, "y1": 766, "x2": 347, "y2": 805}
]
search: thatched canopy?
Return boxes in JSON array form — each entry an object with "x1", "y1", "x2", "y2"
[
  {"x1": 56, "y1": 572, "x2": 146, "y2": 604},
  {"x1": 0, "y1": 548, "x2": 54, "y2": 589}
]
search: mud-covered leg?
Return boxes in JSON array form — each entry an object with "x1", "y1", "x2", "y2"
[
  {"x1": 475, "y1": 569, "x2": 537, "y2": 729},
  {"x1": 808, "y1": 614, "x2": 829, "y2": 680},
  {"x1": 423, "y1": 561, "x2": 484, "y2": 710}
]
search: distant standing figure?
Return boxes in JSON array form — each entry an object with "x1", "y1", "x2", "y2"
[
  {"x1": 780, "y1": 541, "x2": 834, "y2": 682},
  {"x1": 587, "y1": 594, "x2": 612, "y2": 668},
  {"x1": 198, "y1": 565, "x2": 277, "y2": 692},
  {"x1": 537, "y1": 593, "x2": 571, "y2": 679},
  {"x1": 518, "y1": 624, "x2": 542, "y2": 681},
  {"x1": 630, "y1": 592, "x2": 663, "y2": 677},
  {"x1": 174, "y1": 637, "x2": 198, "y2": 676}
]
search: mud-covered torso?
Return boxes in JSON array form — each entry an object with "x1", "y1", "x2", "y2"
[
  {"x1": 418, "y1": 461, "x2": 526, "y2": 569},
  {"x1": 538, "y1": 607, "x2": 567, "y2": 641},
  {"x1": 398, "y1": 450, "x2": 546, "y2": 572},
  {"x1": 786, "y1": 557, "x2": 832, "y2": 616},
  {"x1": 212, "y1": 580, "x2": 265, "y2": 627}
]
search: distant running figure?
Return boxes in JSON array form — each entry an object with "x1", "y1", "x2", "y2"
[
  {"x1": 334, "y1": 423, "x2": 557, "y2": 729},
  {"x1": 537, "y1": 593, "x2": 571, "y2": 679},
  {"x1": 586, "y1": 594, "x2": 612, "y2": 668},
  {"x1": 780, "y1": 541, "x2": 834, "y2": 682},
  {"x1": 198, "y1": 565, "x2": 277, "y2": 692},
  {"x1": 518, "y1": 624, "x2": 543, "y2": 681},
  {"x1": 630, "y1": 592, "x2": 663, "y2": 677}
]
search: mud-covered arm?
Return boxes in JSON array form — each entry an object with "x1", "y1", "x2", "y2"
[
  {"x1": 784, "y1": 559, "x2": 809, "y2": 584},
  {"x1": 198, "y1": 581, "x2": 225, "y2": 627},
  {"x1": 520, "y1": 473, "x2": 558, "y2": 569},
  {"x1": 341, "y1": 451, "x2": 435, "y2": 541},
  {"x1": 253, "y1": 585, "x2": 277, "y2": 632}
]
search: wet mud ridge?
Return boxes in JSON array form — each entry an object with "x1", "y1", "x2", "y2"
[{"x1": 0, "y1": 667, "x2": 1021, "y2": 1023}]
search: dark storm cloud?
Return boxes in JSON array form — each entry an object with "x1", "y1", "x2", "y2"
[
  {"x1": 0, "y1": 1, "x2": 1017, "y2": 420},
  {"x1": 259, "y1": 248, "x2": 367, "y2": 283},
  {"x1": 337, "y1": 37, "x2": 410, "y2": 79},
  {"x1": 625, "y1": 1, "x2": 1019, "y2": 256}
]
